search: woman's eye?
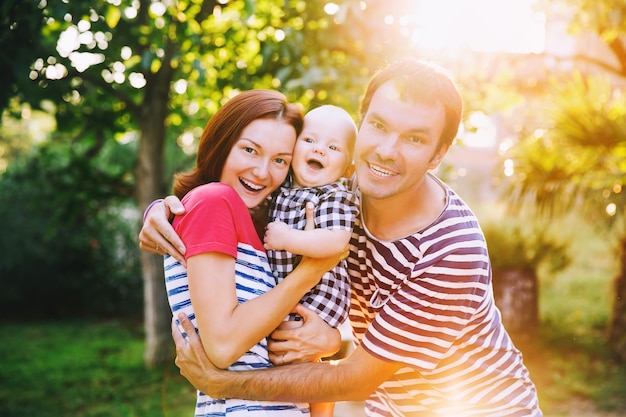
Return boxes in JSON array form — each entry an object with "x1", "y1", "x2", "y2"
[
  {"x1": 244, "y1": 146, "x2": 255, "y2": 154},
  {"x1": 274, "y1": 158, "x2": 287, "y2": 165}
]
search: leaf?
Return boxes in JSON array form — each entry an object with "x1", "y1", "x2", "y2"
[{"x1": 105, "y1": 6, "x2": 121, "y2": 29}]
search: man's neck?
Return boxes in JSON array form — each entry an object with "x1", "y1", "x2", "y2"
[{"x1": 361, "y1": 174, "x2": 447, "y2": 241}]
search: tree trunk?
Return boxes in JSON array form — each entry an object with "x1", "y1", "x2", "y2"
[
  {"x1": 136, "y1": 113, "x2": 170, "y2": 368},
  {"x1": 492, "y1": 268, "x2": 539, "y2": 344},
  {"x1": 608, "y1": 237, "x2": 626, "y2": 362},
  {"x1": 135, "y1": 56, "x2": 175, "y2": 368}
]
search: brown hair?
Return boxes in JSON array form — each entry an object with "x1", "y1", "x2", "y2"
[
  {"x1": 173, "y1": 90, "x2": 303, "y2": 199},
  {"x1": 359, "y1": 59, "x2": 463, "y2": 150}
]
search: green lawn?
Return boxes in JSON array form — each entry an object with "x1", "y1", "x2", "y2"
[
  {"x1": 0, "y1": 319, "x2": 196, "y2": 417},
  {"x1": 1, "y1": 216, "x2": 626, "y2": 416}
]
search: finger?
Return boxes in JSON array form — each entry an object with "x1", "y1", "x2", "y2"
[
  {"x1": 164, "y1": 195, "x2": 186, "y2": 217},
  {"x1": 303, "y1": 202, "x2": 316, "y2": 231},
  {"x1": 177, "y1": 312, "x2": 197, "y2": 340},
  {"x1": 340, "y1": 245, "x2": 349, "y2": 260},
  {"x1": 172, "y1": 316, "x2": 186, "y2": 347},
  {"x1": 291, "y1": 303, "x2": 315, "y2": 322}
]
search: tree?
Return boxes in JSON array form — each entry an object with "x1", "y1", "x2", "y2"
[
  {"x1": 5, "y1": 0, "x2": 501, "y2": 368},
  {"x1": 3, "y1": 0, "x2": 403, "y2": 368},
  {"x1": 504, "y1": 0, "x2": 626, "y2": 360}
]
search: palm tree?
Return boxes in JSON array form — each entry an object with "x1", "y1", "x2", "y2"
[{"x1": 503, "y1": 71, "x2": 626, "y2": 359}]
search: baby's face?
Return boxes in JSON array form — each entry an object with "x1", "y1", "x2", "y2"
[{"x1": 291, "y1": 109, "x2": 355, "y2": 188}]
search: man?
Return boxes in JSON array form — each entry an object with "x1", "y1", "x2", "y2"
[{"x1": 140, "y1": 59, "x2": 542, "y2": 416}]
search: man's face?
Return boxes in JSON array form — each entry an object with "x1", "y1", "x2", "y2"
[{"x1": 354, "y1": 81, "x2": 448, "y2": 201}]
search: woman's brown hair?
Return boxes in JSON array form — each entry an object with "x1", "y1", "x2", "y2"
[{"x1": 173, "y1": 90, "x2": 303, "y2": 199}]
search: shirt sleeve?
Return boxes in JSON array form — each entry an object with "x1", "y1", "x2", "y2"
[
  {"x1": 173, "y1": 184, "x2": 243, "y2": 260},
  {"x1": 316, "y1": 187, "x2": 360, "y2": 231}
]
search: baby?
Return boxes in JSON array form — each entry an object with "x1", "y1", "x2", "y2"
[
  {"x1": 265, "y1": 104, "x2": 359, "y2": 330},
  {"x1": 264, "y1": 104, "x2": 359, "y2": 417}
]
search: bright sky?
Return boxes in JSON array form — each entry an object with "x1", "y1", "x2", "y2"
[{"x1": 392, "y1": 0, "x2": 546, "y2": 54}]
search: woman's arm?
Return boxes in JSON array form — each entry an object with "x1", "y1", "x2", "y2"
[{"x1": 189, "y1": 251, "x2": 343, "y2": 369}]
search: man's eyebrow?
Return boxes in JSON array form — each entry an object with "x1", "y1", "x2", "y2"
[{"x1": 367, "y1": 111, "x2": 434, "y2": 135}]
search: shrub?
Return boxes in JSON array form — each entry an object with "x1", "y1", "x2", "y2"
[{"x1": 0, "y1": 145, "x2": 142, "y2": 319}]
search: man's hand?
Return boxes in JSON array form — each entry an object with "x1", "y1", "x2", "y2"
[
  {"x1": 173, "y1": 313, "x2": 221, "y2": 396},
  {"x1": 268, "y1": 304, "x2": 342, "y2": 364},
  {"x1": 138, "y1": 196, "x2": 187, "y2": 265}
]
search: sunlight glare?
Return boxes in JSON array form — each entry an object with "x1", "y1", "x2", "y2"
[
  {"x1": 403, "y1": 0, "x2": 545, "y2": 53},
  {"x1": 606, "y1": 203, "x2": 617, "y2": 217}
]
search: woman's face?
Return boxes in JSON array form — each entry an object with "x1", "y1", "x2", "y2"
[{"x1": 220, "y1": 118, "x2": 296, "y2": 208}]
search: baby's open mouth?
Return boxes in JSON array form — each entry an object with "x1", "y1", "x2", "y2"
[{"x1": 307, "y1": 159, "x2": 324, "y2": 169}]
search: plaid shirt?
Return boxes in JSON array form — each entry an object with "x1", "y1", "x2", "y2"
[{"x1": 268, "y1": 179, "x2": 359, "y2": 328}]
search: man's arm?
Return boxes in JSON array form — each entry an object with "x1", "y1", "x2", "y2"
[
  {"x1": 173, "y1": 312, "x2": 403, "y2": 403},
  {"x1": 138, "y1": 196, "x2": 187, "y2": 264}
]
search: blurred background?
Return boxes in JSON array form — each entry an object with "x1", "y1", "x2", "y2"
[{"x1": 1, "y1": 0, "x2": 625, "y2": 415}]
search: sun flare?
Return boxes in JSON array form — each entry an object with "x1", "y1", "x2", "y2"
[{"x1": 389, "y1": 0, "x2": 546, "y2": 54}]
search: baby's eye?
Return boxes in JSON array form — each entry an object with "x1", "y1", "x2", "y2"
[
  {"x1": 304, "y1": 137, "x2": 314, "y2": 143},
  {"x1": 329, "y1": 145, "x2": 339, "y2": 151}
]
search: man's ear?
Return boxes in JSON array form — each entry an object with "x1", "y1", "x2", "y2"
[
  {"x1": 342, "y1": 161, "x2": 355, "y2": 178},
  {"x1": 429, "y1": 144, "x2": 450, "y2": 169}
]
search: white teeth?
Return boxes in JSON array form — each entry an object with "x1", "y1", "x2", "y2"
[
  {"x1": 369, "y1": 163, "x2": 394, "y2": 177},
  {"x1": 240, "y1": 178, "x2": 263, "y2": 191}
]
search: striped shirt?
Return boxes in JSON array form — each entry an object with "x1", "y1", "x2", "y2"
[
  {"x1": 164, "y1": 183, "x2": 310, "y2": 417},
  {"x1": 268, "y1": 179, "x2": 359, "y2": 327},
  {"x1": 348, "y1": 175, "x2": 542, "y2": 416}
]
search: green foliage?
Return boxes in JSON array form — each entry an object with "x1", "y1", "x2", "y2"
[
  {"x1": 0, "y1": 0, "x2": 44, "y2": 112},
  {"x1": 503, "y1": 72, "x2": 626, "y2": 229},
  {"x1": 482, "y1": 221, "x2": 571, "y2": 274},
  {"x1": 0, "y1": 142, "x2": 142, "y2": 319}
]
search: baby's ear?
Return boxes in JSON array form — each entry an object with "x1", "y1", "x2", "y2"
[{"x1": 342, "y1": 161, "x2": 355, "y2": 178}]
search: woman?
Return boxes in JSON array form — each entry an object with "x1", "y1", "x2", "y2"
[{"x1": 163, "y1": 90, "x2": 340, "y2": 416}]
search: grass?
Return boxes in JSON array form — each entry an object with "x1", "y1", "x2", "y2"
[
  {"x1": 0, "y1": 319, "x2": 196, "y2": 417},
  {"x1": 1, "y1": 215, "x2": 626, "y2": 416},
  {"x1": 507, "y1": 213, "x2": 626, "y2": 416}
]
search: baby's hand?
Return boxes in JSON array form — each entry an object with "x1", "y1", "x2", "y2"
[{"x1": 264, "y1": 221, "x2": 293, "y2": 250}]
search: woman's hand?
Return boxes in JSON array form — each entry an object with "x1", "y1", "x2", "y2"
[
  {"x1": 138, "y1": 196, "x2": 187, "y2": 265},
  {"x1": 268, "y1": 304, "x2": 342, "y2": 364}
]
